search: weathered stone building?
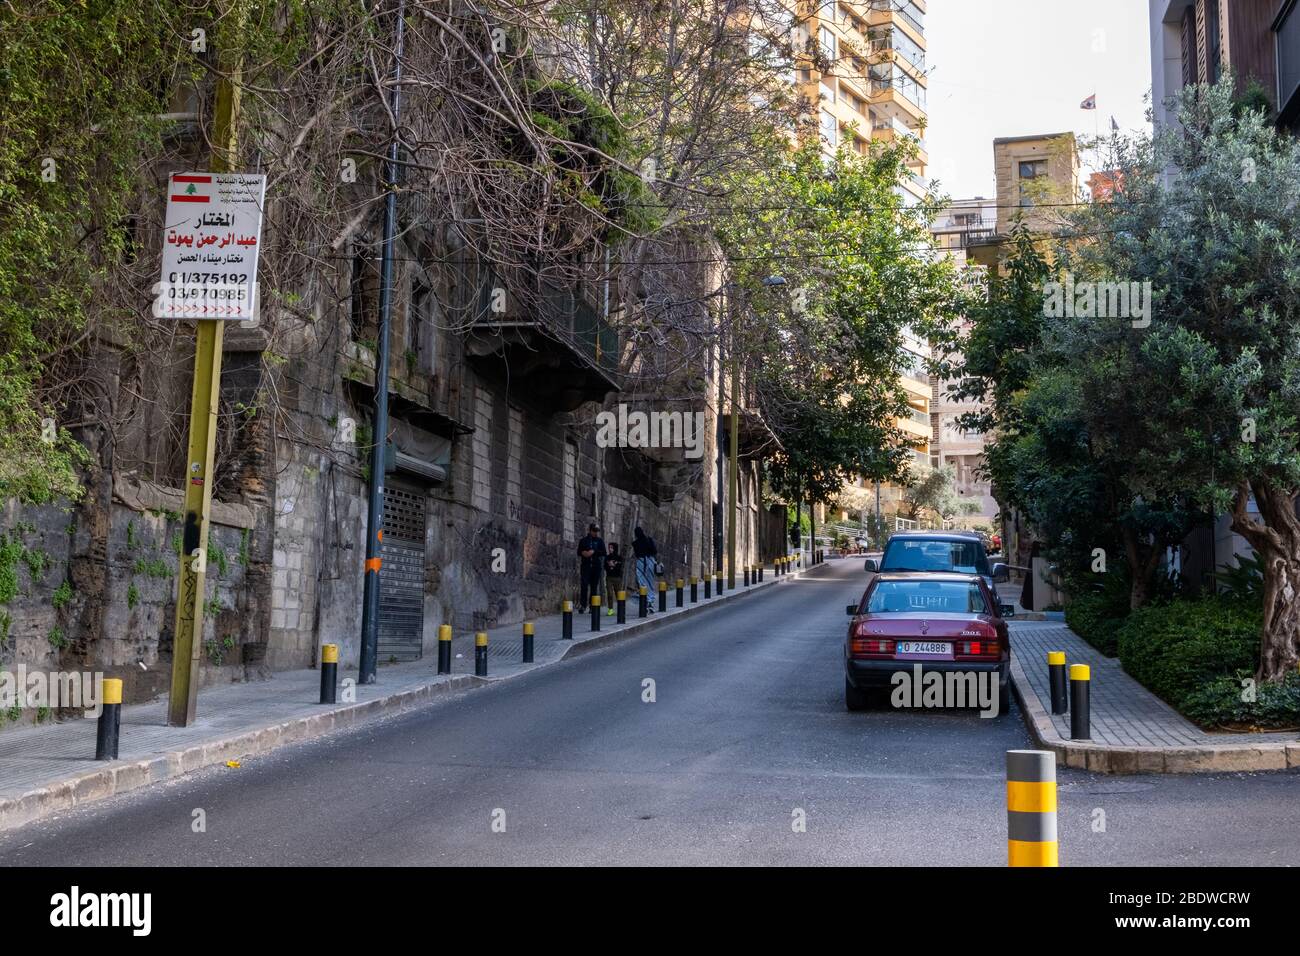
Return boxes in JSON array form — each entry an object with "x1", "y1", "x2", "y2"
[{"x1": 0, "y1": 189, "x2": 782, "y2": 720}]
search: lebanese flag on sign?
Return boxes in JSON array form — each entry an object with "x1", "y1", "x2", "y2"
[
  {"x1": 171, "y1": 173, "x2": 212, "y2": 202},
  {"x1": 1080, "y1": 93, "x2": 1097, "y2": 110}
]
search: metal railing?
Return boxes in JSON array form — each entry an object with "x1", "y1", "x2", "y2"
[{"x1": 476, "y1": 272, "x2": 620, "y2": 376}]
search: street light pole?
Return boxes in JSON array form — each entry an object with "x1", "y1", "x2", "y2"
[{"x1": 358, "y1": 0, "x2": 407, "y2": 685}]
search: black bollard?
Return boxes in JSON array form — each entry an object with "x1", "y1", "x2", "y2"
[
  {"x1": 438, "y1": 624, "x2": 452, "y2": 674},
  {"x1": 522, "y1": 622, "x2": 534, "y2": 663},
  {"x1": 617, "y1": 590, "x2": 627, "y2": 624},
  {"x1": 320, "y1": 643, "x2": 338, "y2": 704},
  {"x1": 1048, "y1": 651, "x2": 1067, "y2": 715},
  {"x1": 475, "y1": 632, "x2": 488, "y2": 676},
  {"x1": 1070, "y1": 664, "x2": 1091, "y2": 740},
  {"x1": 562, "y1": 600, "x2": 573, "y2": 640},
  {"x1": 95, "y1": 678, "x2": 122, "y2": 760}
]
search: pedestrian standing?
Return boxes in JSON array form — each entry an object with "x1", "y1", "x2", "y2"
[
  {"x1": 632, "y1": 526, "x2": 659, "y2": 612},
  {"x1": 604, "y1": 542, "x2": 624, "y2": 616},
  {"x1": 577, "y1": 523, "x2": 606, "y2": 610}
]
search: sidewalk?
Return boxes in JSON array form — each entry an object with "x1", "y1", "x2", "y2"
[
  {"x1": 1009, "y1": 621, "x2": 1300, "y2": 773},
  {"x1": 0, "y1": 561, "x2": 822, "y2": 832}
]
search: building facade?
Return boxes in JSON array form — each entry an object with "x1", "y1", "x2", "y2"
[
  {"x1": 929, "y1": 198, "x2": 999, "y2": 530},
  {"x1": 1150, "y1": 0, "x2": 1287, "y2": 129}
]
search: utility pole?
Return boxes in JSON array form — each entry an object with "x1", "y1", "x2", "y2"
[
  {"x1": 874, "y1": 479, "x2": 882, "y2": 550},
  {"x1": 727, "y1": 337, "x2": 739, "y2": 589},
  {"x1": 358, "y1": 0, "x2": 408, "y2": 685},
  {"x1": 167, "y1": 20, "x2": 242, "y2": 728}
]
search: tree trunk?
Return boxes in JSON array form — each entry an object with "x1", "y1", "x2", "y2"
[
  {"x1": 1121, "y1": 525, "x2": 1164, "y2": 611},
  {"x1": 1230, "y1": 482, "x2": 1300, "y2": 682}
]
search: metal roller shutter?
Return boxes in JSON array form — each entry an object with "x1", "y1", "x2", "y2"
[{"x1": 378, "y1": 485, "x2": 426, "y2": 662}]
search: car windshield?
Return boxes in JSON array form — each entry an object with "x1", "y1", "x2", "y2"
[
  {"x1": 880, "y1": 538, "x2": 991, "y2": 576},
  {"x1": 867, "y1": 580, "x2": 990, "y2": 615}
]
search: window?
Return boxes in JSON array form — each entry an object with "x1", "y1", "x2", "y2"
[
  {"x1": 1179, "y1": 5, "x2": 1198, "y2": 86},
  {"x1": 350, "y1": 246, "x2": 379, "y2": 340},
  {"x1": 867, "y1": 579, "x2": 990, "y2": 615},
  {"x1": 820, "y1": 109, "x2": 838, "y2": 146},
  {"x1": 819, "y1": 25, "x2": 837, "y2": 63},
  {"x1": 880, "y1": 539, "x2": 992, "y2": 578},
  {"x1": 820, "y1": 80, "x2": 836, "y2": 104},
  {"x1": 1018, "y1": 160, "x2": 1048, "y2": 207},
  {"x1": 1206, "y1": 0, "x2": 1221, "y2": 83},
  {"x1": 409, "y1": 280, "x2": 436, "y2": 374}
]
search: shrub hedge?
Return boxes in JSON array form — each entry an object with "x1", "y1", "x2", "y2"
[
  {"x1": 1064, "y1": 591, "x2": 1127, "y2": 657},
  {"x1": 1112, "y1": 596, "x2": 1300, "y2": 728}
]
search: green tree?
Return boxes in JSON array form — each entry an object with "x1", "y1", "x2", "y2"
[
  {"x1": 900, "y1": 465, "x2": 980, "y2": 527},
  {"x1": 719, "y1": 138, "x2": 960, "y2": 513}
]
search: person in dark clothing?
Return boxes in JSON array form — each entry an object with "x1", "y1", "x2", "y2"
[
  {"x1": 577, "y1": 523, "x2": 606, "y2": 609},
  {"x1": 604, "y1": 543, "x2": 624, "y2": 616},
  {"x1": 631, "y1": 526, "x2": 659, "y2": 611}
]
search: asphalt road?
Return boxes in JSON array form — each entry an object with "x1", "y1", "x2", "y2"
[{"x1": 2, "y1": 559, "x2": 1298, "y2": 866}]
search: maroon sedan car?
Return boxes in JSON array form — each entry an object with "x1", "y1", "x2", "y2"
[{"x1": 844, "y1": 571, "x2": 1010, "y2": 713}]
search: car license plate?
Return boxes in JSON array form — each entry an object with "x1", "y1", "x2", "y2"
[{"x1": 897, "y1": 641, "x2": 950, "y2": 657}]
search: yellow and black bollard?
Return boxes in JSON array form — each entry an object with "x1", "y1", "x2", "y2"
[
  {"x1": 320, "y1": 643, "x2": 339, "y2": 704},
  {"x1": 475, "y1": 632, "x2": 488, "y2": 676},
  {"x1": 715, "y1": 571, "x2": 724, "y2": 595},
  {"x1": 704, "y1": 573, "x2": 711, "y2": 598},
  {"x1": 95, "y1": 678, "x2": 123, "y2": 760},
  {"x1": 562, "y1": 600, "x2": 573, "y2": 640},
  {"x1": 758, "y1": 564, "x2": 764, "y2": 582},
  {"x1": 676, "y1": 578, "x2": 684, "y2": 608},
  {"x1": 639, "y1": 585, "x2": 648, "y2": 618},
  {"x1": 522, "y1": 621, "x2": 535, "y2": 663},
  {"x1": 1048, "y1": 651, "x2": 1067, "y2": 715},
  {"x1": 690, "y1": 577, "x2": 698, "y2": 603},
  {"x1": 1006, "y1": 749, "x2": 1059, "y2": 867},
  {"x1": 658, "y1": 579, "x2": 668, "y2": 612},
  {"x1": 437, "y1": 624, "x2": 452, "y2": 674},
  {"x1": 591, "y1": 594, "x2": 601, "y2": 631},
  {"x1": 617, "y1": 590, "x2": 627, "y2": 624},
  {"x1": 744, "y1": 565, "x2": 750, "y2": 587},
  {"x1": 1070, "y1": 664, "x2": 1091, "y2": 740}
]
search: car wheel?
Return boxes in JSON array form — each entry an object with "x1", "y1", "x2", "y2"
[{"x1": 845, "y1": 677, "x2": 871, "y2": 712}]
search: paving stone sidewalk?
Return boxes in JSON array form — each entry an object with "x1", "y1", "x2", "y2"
[
  {"x1": 0, "y1": 561, "x2": 818, "y2": 832},
  {"x1": 1009, "y1": 621, "x2": 1300, "y2": 773}
]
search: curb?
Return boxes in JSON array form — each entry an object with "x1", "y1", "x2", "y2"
[
  {"x1": 1009, "y1": 653, "x2": 1300, "y2": 774},
  {"x1": 0, "y1": 562, "x2": 828, "y2": 833}
]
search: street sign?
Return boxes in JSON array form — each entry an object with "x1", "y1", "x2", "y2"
[{"x1": 155, "y1": 171, "x2": 265, "y2": 322}]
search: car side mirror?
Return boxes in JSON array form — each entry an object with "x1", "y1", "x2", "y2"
[
  {"x1": 864, "y1": 558, "x2": 878, "y2": 573},
  {"x1": 846, "y1": 604, "x2": 860, "y2": 616},
  {"x1": 992, "y1": 562, "x2": 1010, "y2": 583},
  {"x1": 999, "y1": 603, "x2": 1015, "y2": 618}
]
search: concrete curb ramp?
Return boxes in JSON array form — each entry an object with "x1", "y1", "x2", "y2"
[
  {"x1": 0, "y1": 562, "x2": 829, "y2": 833},
  {"x1": 1009, "y1": 653, "x2": 1300, "y2": 774}
]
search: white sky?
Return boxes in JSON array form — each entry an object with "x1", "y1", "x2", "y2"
[{"x1": 924, "y1": 0, "x2": 1155, "y2": 201}]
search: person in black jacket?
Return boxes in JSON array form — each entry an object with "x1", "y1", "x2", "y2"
[
  {"x1": 576, "y1": 523, "x2": 606, "y2": 609},
  {"x1": 604, "y1": 543, "x2": 624, "y2": 616},
  {"x1": 632, "y1": 526, "x2": 658, "y2": 611}
]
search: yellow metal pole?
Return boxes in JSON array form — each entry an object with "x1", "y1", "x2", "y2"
[{"x1": 167, "y1": 37, "x2": 241, "y2": 728}]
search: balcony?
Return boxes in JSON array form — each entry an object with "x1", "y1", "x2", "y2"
[
  {"x1": 465, "y1": 271, "x2": 620, "y2": 411},
  {"x1": 1277, "y1": 0, "x2": 1300, "y2": 132}
]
